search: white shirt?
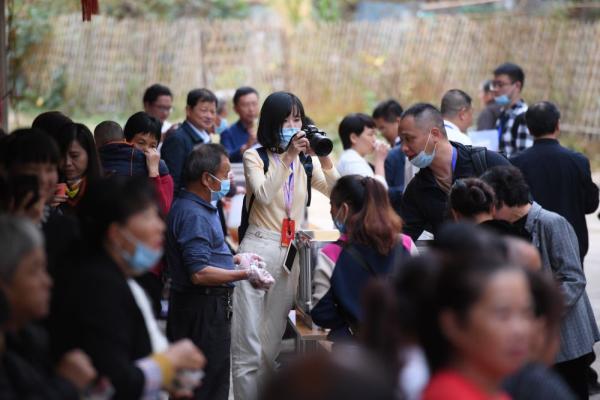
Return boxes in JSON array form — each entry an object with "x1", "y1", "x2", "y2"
[
  {"x1": 187, "y1": 120, "x2": 211, "y2": 143},
  {"x1": 444, "y1": 120, "x2": 472, "y2": 146},
  {"x1": 336, "y1": 148, "x2": 388, "y2": 188},
  {"x1": 161, "y1": 120, "x2": 172, "y2": 134}
]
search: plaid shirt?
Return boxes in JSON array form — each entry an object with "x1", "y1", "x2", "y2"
[{"x1": 496, "y1": 99, "x2": 533, "y2": 157}]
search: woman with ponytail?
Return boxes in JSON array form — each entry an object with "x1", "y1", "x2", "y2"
[{"x1": 311, "y1": 174, "x2": 411, "y2": 342}]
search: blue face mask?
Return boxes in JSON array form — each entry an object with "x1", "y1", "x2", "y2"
[
  {"x1": 409, "y1": 132, "x2": 437, "y2": 169},
  {"x1": 280, "y1": 127, "x2": 300, "y2": 149},
  {"x1": 333, "y1": 207, "x2": 347, "y2": 234},
  {"x1": 119, "y1": 230, "x2": 163, "y2": 274},
  {"x1": 209, "y1": 174, "x2": 231, "y2": 201},
  {"x1": 494, "y1": 94, "x2": 511, "y2": 106}
]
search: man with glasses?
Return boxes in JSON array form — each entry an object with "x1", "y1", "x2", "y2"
[{"x1": 491, "y1": 62, "x2": 533, "y2": 157}]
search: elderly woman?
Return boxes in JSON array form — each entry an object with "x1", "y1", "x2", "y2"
[{"x1": 0, "y1": 215, "x2": 96, "y2": 399}]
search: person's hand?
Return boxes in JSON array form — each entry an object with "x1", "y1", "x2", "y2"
[
  {"x1": 56, "y1": 349, "x2": 97, "y2": 391},
  {"x1": 374, "y1": 140, "x2": 389, "y2": 162},
  {"x1": 235, "y1": 253, "x2": 265, "y2": 269},
  {"x1": 163, "y1": 339, "x2": 206, "y2": 371},
  {"x1": 144, "y1": 148, "x2": 161, "y2": 178},
  {"x1": 246, "y1": 263, "x2": 274, "y2": 291},
  {"x1": 283, "y1": 131, "x2": 309, "y2": 164}
]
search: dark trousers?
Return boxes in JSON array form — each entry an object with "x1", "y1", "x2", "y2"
[
  {"x1": 554, "y1": 352, "x2": 592, "y2": 400},
  {"x1": 167, "y1": 290, "x2": 232, "y2": 400}
]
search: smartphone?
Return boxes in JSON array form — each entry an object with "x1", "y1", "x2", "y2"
[
  {"x1": 11, "y1": 175, "x2": 40, "y2": 210},
  {"x1": 283, "y1": 241, "x2": 298, "y2": 274}
]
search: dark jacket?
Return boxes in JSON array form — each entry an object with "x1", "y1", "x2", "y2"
[
  {"x1": 50, "y1": 251, "x2": 152, "y2": 400},
  {"x1": 161, "y1": 121, "x2": 209, "y2": 193},
  {"x1": 311, "y1": 242, "x2": 407, "y2": 341},
  {"x1": 511, "y1": 138, "x2": 599, "y2": 260},
  {"x1": 99, "y1": 141, "x2": 169, "y2": 178},
  {"x1": 400, "y1": 142, "x2": 510, "y2": 240},
  {"x1": 99, "y1": 141, "x2": 174, "y2": 216},
  {"x1": 384, "y1": 145, "x2": 406, "y2": 216},
  {"x1": 3, "y1": 324, "x2": 79, "y2": 400}
]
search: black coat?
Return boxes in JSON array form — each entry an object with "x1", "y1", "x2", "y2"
[
  {"x1": 2, "y1": 324, "x2": 79, "y2": 400},
  {"x1": 400, "y1": 142, "x2": 510, "y2": 240},
  {"x1": 49, "y1": 251, "x2": 152, "y2": 400},
  {"x1": 511, "y1": 138, "x2": 599, "y2": 260}
]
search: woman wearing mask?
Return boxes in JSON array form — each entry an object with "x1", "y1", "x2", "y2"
[
  {"x1": 422, "y1": 259, "x2": 534, "y2": 399},
  {"x1": 231, "y1": 91, "x2": 339, "y2": 400},
  {"x1": 49, "y1": 123, "x2": 103, "y2": 212},
  {"x1": 49, "y1": 176, "x2": 205, "y2": 400},
  {"x1": 310, "y1": 175, "x2": 409, "y2": 341}
]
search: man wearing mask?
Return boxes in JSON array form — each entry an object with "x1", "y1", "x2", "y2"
[
  {"x1": 165, "y1": 143, "x2": 273, "y2": 400},
  {"x1": 220, "y1": 87, "x2": 260, "y2": 163},
  {"x1": 398, "y1": 103, "x2": 509, "y2": 240},
  {"x1": 492, "y1": 62, "x2": 533, "y2": 157}
]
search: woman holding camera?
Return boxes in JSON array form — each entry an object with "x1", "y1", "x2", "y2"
[{"x1": 231, "y1": 91, "x2": 339, "y2": 400}]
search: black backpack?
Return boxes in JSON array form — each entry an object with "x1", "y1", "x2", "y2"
[
  {"x1": 237, "y1": 147, "x2": 313, "y2": 243},
  {"x1": 466, "y1": 145, "x2": 488, "y2": 176}
]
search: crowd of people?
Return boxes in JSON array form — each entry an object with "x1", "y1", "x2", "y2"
[{"x1": 0, "y1": 60, "x2": 598, "y2": 400}]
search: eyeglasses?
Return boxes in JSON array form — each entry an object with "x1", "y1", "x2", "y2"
[
  {"x1": 491, "y1": 80, "x2": 513, "y2": 90},
  {"x1": 153, "y1": 105, "x2": 173, "y2": 113}
]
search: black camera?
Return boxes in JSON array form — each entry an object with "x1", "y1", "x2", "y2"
[{"x1": 303, "y1": 124, "x2": 333, "y2": 156}]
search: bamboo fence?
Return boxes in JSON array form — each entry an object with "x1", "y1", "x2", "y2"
[{"x1": 21, "y1": 14, "x2": 600, "y2": 136}]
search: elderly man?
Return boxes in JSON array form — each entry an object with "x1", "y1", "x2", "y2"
[
  {"x1": 165, "y1": 143, "x2": 273, "y2": 400},
  {"x1": 481, "y1": 165, "x2": 599, "y2": 399},
  {"x1": 399, "y1": 103, "x2": 508, "y2": 240}
]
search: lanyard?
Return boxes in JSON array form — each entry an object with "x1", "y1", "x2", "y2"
[
  {"x1": 275, "y1": 154, "x2": 295, "y2": 218},
  {"x1": 451, "y1": 147, "x2": 458, "y2": 173}
]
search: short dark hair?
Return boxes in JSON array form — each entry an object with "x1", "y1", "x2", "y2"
[
  {"x1": 143, "y1": 84, "x2": 172, "y2": 104},
  {"x1": 494, "y1": 62, "x2": 525, "y2": 88},
  {"x1": 257, "y1": 92, "x2": 306, "y2": 151},
  {"x1": 123, "y1": 112, "x2": 162, "y2": 143},
  {"x1": 338, "y1": 113, "x2": 376, "y2": 150},
  {"x1": 32, "y1": 111, "x2": 73, "y2": 137},
  {"x1": 233, "y1": 86, "x2": 258, "y2": 106},
  {"x1": 525, "y1": 101, "x2": 560, "y2": 137},
  {"x1": 78, "y1": 176, "x2": 157, "y2": 249},
  {"x1": 1, "y1": 128, "x2": 60, "y2": 171},
  {"x1": 480, "y1": 165, "x2": 530, "y2": 208},
  {"x1": 482, "y1": 80, "x2": 494, "y2": 93},
  {"x1": 372, "y1": 99, "x2": 403, "y2": 122},
  {"x1": 52, "y1": 123, "x2": 103, "y2": 181},
  {"x1": 449, "y1": 178, "x2": 495, "y2": 218},
  {"x1": 94, "y1": 121, "x2": 123, "y2": 147},
  {"x1": 187, "y1": 88, "x2": 217, "y2": 108},
  {"x1": 440, "y1": 89, "x2": 472, "y2": 118},
  {"x1": 183, "y1": 143, "x2": 228, "y2": 186},
  {"x1": 401, "y1": 103, "x2": 446, "y2": 137}
]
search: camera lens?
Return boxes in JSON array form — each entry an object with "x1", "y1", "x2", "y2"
[{"x1": 310, "y1": 134, "x2": 333, "y2": 156}]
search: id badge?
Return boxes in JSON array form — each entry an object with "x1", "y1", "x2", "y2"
[{"x1": 280, "y1": 218, "x2": 295, "y2": 247}]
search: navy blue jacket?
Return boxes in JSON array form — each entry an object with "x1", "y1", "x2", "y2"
[
  {"x1": 311, "y1": 242, "x2": 406, "y2": 341},
  {"x1": 384, "y1": 145, "x2": 406, "y2": 215},
  {"x1": 220, "y1": 120, "x2": 249, "y2": 163},
  {"x1": 161, "y1": 121, "x2": 208, "y2": 193},
  {"x1": 99, "y1": 142, "x2": 169, "y2": 177},
  {"x1": 511, "y1": 138, "x2": 599, "y2": 260}
]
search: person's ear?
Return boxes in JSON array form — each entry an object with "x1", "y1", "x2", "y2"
[
  {"x1": 430, "y1": 126, "x2": 444, "y2": 140},
  {"x1": 440, "y1": 309, "x2": 466, "y2": 347},
  {"x1": 105, "y1": 222, "x2": 121, "y2": 248},
  {"x1": 514, "y1": 81, "x2": 522, "y2": 93},
  {"x1": 201, "y1": 171, "x2": 212, "y2": 188},
  {"x1": 349, "y1": 133, "x2": 359, "y2": 145}
]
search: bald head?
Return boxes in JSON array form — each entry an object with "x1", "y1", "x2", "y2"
[
  {"x1": 94, "y1": 120, "x2": 124, "y2": 148},
  {"x1": 401, "y1": 103, "x2": 446, "y2": 138}
]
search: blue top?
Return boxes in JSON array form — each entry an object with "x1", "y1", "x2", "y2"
[
  {"x1": 166, "y1": 190, "x2": 235, "y2": 292},
  {"x1": 220, "y1": 120, "x2": 249, "y2": 163},
  {"x1": 384, "y1": 145, "x2": 406, "y2": 215}
]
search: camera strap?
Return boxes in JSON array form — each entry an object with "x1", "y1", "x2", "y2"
[{"x1": 299, "y1": 152, "x2": 313, "y2": 207}]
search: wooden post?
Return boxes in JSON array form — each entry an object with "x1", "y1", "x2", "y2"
[{"x1": 0, "y1": 0, "x2": 7, "y2": 131}]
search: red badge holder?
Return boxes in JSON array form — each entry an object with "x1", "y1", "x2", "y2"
[{"x1": 280, "y1": 218, "x2": 296, "y2": 247}]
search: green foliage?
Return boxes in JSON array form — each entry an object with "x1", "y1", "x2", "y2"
[{"x1": 313, "y1": 0, "x2": 357, "y2": 22}]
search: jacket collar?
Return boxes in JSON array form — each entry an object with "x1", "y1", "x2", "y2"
[
  {"x1": 525, "y1": 201, "x2": 542, "y2": 233},
  {"x1": 181, "y1": 121, "x2": 207, "y2": 144}
]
